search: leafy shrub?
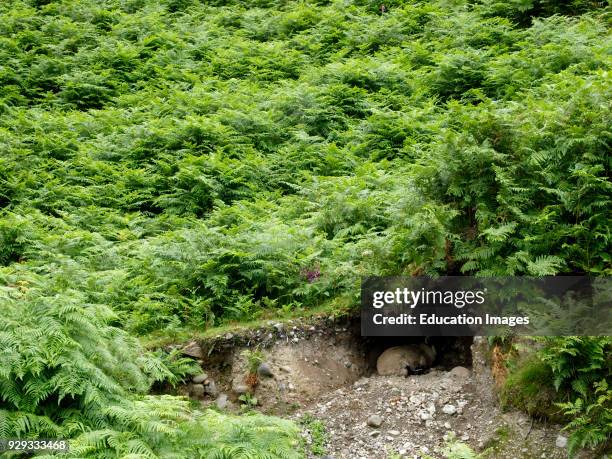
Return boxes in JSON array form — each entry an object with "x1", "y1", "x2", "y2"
[
  {"x1": 0, "y1": 214, "x2": 33, "y2": 266},
  {"x1": 539, "y1": 337, "x2": 611, "y2": 454}
]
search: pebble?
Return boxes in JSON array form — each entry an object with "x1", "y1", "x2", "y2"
[
  {"x1": 442, "y1": 404, "x2": 457, "y2": 415},
  {"x1": 205, "y1": 380, "x2": 219, "y2": 397},
  {"x1": 232, "y1": 383, "x2": 249, "y2": 395},
  {"x1": 192, "y1": 373, "x2": 208, "y2": 384},
  {"x1": 555, "y1": 434, "x2": 568, "y2": 448},
  {"x1": 190, "y1": 384, "x2": 205, "y2": 397},
  {"x1": 367, "y1": 415, "x2": 383, "y2": 428},
  {"x1": 448, "y1": 366, "x2": 471, "y2": 379},
  {"x1": 257, "y1": 363, "x2": 274, "y2": 377},
  {"x1": 216, "y1": 393, "x2": 228, "y2": 410},
  {"x1": 388, "y1": 430, "x2": 400, "y2": 436},
  {"x1": 181, "y1": 341, "x2": 203, "y2": 359}
]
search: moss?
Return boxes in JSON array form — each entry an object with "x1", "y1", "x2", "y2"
[{"x1": 500, "y1": 355, "x2": 566, "y2": 422}]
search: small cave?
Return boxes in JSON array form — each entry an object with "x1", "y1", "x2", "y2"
[
  {"x1": 360, "y1": 335, "x2": 474, "y2": 375},
  {"x1": 340, "y1": 317, "x2": 474, "y2": 377}
]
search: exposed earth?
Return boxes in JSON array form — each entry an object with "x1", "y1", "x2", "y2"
[{"x1": 173, "y1": 318, "x2": 588, "y2": 458}]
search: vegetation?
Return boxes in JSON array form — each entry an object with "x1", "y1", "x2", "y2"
[
  {"x1": 299, "y1": 414, "x2": 327, "y2": 457},
  {"x1": 500, "y1": 354, "x2": 561, "y2": 420},
  {"x1": 501, "y1": 337, "x2": 612, "y2": 455},
  {"x1": 0, "y1": 0, "x2": 609, "y2": 456},
  {"x1": 541, "y1": 336, "x2": 611, "y2": 455}
]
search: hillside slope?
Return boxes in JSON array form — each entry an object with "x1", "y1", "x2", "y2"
[{"x1": 0, "y1": 0, "x2": 610, "y2": 457}]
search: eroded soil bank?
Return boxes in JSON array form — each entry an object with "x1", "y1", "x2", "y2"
[{"x1": 170, "y1": 317, "x2": 585, "y2": 458}]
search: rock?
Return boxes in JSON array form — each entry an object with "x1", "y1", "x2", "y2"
[
  {"x1": 257, "y1": 363, "x2": 274, "y2": 378},
  {"x1": 192, "y1": 373, "x2": 208, "y2": 384},
  {"x1": 205, "y1": 380, "x2": 219, "y2": 397},
  {"x1": 419, "y1": 410, "x2": 432, "y2": 421},
  {"x1": 457, "y1": 400, "x2": 468, "y2": 414},
  {"x1": 389, "y1": 430, "x2": 400, "y2": 436},
  {"x1": 224, "y1": 333, "x2": 233, "y2": 340},
  {"x1": 448, "y1": 366, "x2": 471, "y2": 379},
  {"x1": 369, "y1": 431, "x2": 380, "y2": 438},
  {"x1": 216, "y1": 393, "x2": 228, "y2": 410},
  {"x1": 280, "y1": 365, "x2": 292, "y2": 373},
  {"x1": 442, "y1": 404, "x2": 457, "y2": 415},
  {"x1": 273, "y1": 323, "x2": 284, "y2": 333},
  {"x1": 376, "y1": 344, "x2": 436, "y2": 376},
  {"x1": 367, "y1": 415, "x2": 383, "y2": 428},
  {"x1": 344, "y1": 361, "x2": 352, "y2": 368},
  {"x1": 182, "y1": 341, "x2": 203, "y2": 359},
  {"x1": 444, "y1": 422, "x2": 452, "y2": 429},
  {"x1": 190, "y1": 384, "x2": 205, "y2": 398},
  {"x1": 232, "y1": 382, "x2": 249, "y2": 395},
  {"x1": 555, "y1": 434, "x2": 568, "y2": 448}
]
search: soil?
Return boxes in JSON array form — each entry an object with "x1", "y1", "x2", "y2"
[{"x1": 175, "y1": 318, "x2": 593, "y2": 459}]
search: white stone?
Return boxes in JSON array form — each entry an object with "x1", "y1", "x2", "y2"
[{"x1": 555, "y1": 434, "x2": 568, "y2": 448}]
